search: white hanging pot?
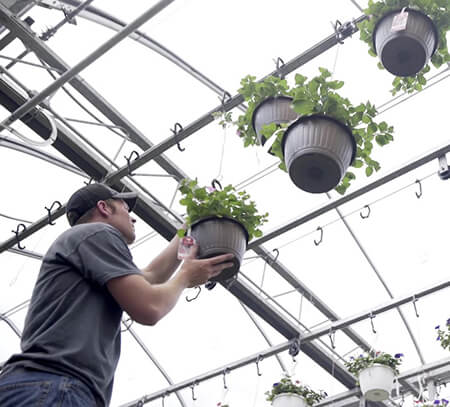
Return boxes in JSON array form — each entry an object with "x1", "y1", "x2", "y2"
[
  {"x1": 281, "y1": 114, "x2": 356, "y2": 193},
  {"x1": 373, "y1": 8, "x2": 438, "y2": 77},
  {"x1": 189, "y1": 216, "x2": 248, "y2": 282},
  {"x1": 272, "y1": 393, "x2": 308, "y2": 407},
  {"x1": 252, "y1": 96, "x2": 298, "y2": 145},
  {"x1": 358, "y1": 364, "x2": 395, "y2": 401}
]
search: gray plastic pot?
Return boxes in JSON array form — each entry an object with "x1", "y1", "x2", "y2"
[
  {"x1": 282, "y1": 115, "x2": 356, "y2": 193},
  {"x1": 190, "y1": 216, "x2": 248, "y2": 282},
  {"x1": 252, "y1": 96, "x2": 298, "y2": 145},
  {"x1": 373, "y1": 8, "x2": 438, "y2": 77}
]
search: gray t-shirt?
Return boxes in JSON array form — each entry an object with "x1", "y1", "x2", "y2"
[{"x1": 5, "y1": 222, "x2": 142, "y2": 406}]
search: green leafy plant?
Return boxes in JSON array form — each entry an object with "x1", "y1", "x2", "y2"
[
  {"x1": 435, "y1": 318, "x2": 450, "y2": 350},
  {"x1": 265, "y1": 376, "x2": 327, "y2": 405},
  {"x1": 235, "y1": 68, "x2": 395, "y2": 194},
  {"x1": 358, "y1": 0, "x2": 450, "y2": 95},
  {"x1": 177, "y1": 179, "x2": 269, "y2": 241},
  {"x1": 345, "y1": 351, "x2": 404, "y2": 377},
  {"x1": 235, "y1": 74, "x2": 291, "y2": 147}
]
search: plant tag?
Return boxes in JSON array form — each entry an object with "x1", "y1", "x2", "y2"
[
  {"x1": 391, "y1": 10, "x2": 408, "y2": 32},
  {"x1": 177, "y1": 236, "x2": 196, "y2": 260}
]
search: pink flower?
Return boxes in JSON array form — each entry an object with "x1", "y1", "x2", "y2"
[{"x1": 206, "y1": 186, "x2": 216, "y2": 193}]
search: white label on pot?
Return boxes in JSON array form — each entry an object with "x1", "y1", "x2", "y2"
[{"x1": 391, "y1": 10, "x2": 408, "y2": 32}]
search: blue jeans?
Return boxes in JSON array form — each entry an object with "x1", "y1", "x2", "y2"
[{"x1": 0, "y1": 366, "x2": 97, "y2": 406}]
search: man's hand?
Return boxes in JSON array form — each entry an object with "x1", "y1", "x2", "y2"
[{"x1": 179, "y1": 245, "x2": 234, "y2": 288}]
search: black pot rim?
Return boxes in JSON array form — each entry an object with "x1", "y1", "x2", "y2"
[
  {"x1": 190, "y1": 215, "x2": 249, "y2": 243},
  {"x1": 251, "y1": 95, "x2": 293, "y2": 136},
  {"x1": 372, "y1": 7, "x2": 439, "y2": 57},
  {"x1": 281, "y1": 114, "x2": 357, "y2": 164}
]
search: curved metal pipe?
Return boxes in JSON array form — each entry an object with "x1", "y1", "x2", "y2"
[{"x1": 38, "y1": 0, "x2": 242, "y2": 109}]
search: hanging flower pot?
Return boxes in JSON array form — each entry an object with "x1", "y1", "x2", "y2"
[
  {"x1": 281, "y1": 114, "x2": 356, "y2": 193},
  {"x1": 272, "y1": 393, "x2": 308, "y2": 407},
  {"x1": 358, "y1": 364, "x2": 395, "y2": 401},
  {"x1": 373, "y1": 8, "x2": 438, "y2": 77},
  {"x1": 252, "y1": 96, "x2": 298, "y2": 146},
  {"x1": 189, "y1": 216, "x2": 248, "y2": 282}
]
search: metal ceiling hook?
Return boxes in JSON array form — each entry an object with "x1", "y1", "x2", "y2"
[
  {"x1": 256, "y1": 354, "x2": 264, "y2": 376},
  {"x1": 314, "y1": 226, "x2": 323, "y2": 246},
  {"x1": 186, "y1": 286, "x2": 201, "y2": 302},
  {"x1": 415, "y1": 179, "x2": 422, "y2": 198}
]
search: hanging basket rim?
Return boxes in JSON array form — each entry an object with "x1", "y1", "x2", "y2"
[
  {"x1": 358, "y1": 363, "x2": 397, "y2": 376},
  {"x1": 190, "y1": 215, "x2": 249, "y2": 243},
  {"x1": 251, "y1": 95, "x2": 294, "y2": 135},
  {"x1": 372, "y1": 7, "x2": 439, "y2": 57},
  {"x1": 281, "y1": 114, "x2": 356, "y2": 164}
]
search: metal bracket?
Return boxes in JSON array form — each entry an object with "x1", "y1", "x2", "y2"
[
  {"x1": 438, "y1": 155, "x2": 450, "y2": 180},
  {"x1": 333, "y1": 19, "x2": 357, "y2": 44},
  {"x1": 288, "y1": 337, "x2": 301, "y2": 358}
]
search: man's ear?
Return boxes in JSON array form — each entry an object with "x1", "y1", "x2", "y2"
[{"x1": 96, "y1": 200, "x2": 112, "y2": 217}]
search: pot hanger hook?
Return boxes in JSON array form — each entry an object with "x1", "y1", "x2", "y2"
[
  {"x1": 269, "y1": 248, "x2": 280, "y2": 266},
  {"x1": 274, "y1": 57, "x2": 285, "y2": 78},
  {"x1": 190, "y1": 381, "x2": 198, "y2": 401},
  {"x1": 186, "y1": 286, "x2": 201, "y2": 302},
  {"x1": 211, "y1": 179, "x2": 222, "y2": 190},
  {"x1": 256, "y1": 354, "x2": 264, "y2": 376},
  {"x1": 328, "y1": 327, "x2": 336, "y2": 350},
  {"x1": 12, "y1": 223, "x2": 27, "y2": 250},
  {"x1": 223, "y1": 368, "x2": 230, "y2": 389},
  {"x1": 412, "y1": 295, "x2": 419, "y2": 318},
  {"x1": 45, "y1": 200, "x2": 62, "y2": 225},
  {"x1": 415, "y1": 179, "x2": 422, "y2": 199},
  {"x1": 219, "y1": 91, "x2": 232, "y2": 108},
  {"x1": 314, "y1": 226, "x2": 323, "y2": 246},
  {"x1": 369, "y1": 312, "x2": 377, "y2": 334},
  {"x1": 124, "y1": 150, "x2": 140, "y2": 176},
  {"x1": 360, "y1": 204, "x2": 371, "y2": 219},
  {"x1": 170, "y1": 122, "x2": 185, "y2": 152}
]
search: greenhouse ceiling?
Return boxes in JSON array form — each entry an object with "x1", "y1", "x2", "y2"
[{"x1": 0, "y1": 1, "x2": 449, "y2": 406}]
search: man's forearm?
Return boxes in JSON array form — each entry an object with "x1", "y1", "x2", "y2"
[{"x1": 141, "y1": 234, "x2": 181, "y2": 284}]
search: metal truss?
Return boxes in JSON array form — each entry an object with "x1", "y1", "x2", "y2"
[
  {"x1": 0, "y1": 3, "x2": 448, "y2": 407},
  {"x1": 38, "y1": 0, "x2": 238, "y2": 104}
]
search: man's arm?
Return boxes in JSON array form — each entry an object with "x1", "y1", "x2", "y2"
[
  {"x1": 141, "y1": 233, "x2": 182, "y2": 284},
  {"x1": 107, "y1": 249, "x2": 233, "y2": 325}
]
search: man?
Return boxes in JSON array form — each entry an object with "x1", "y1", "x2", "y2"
[{"x1": 0, "y1": 184, "x2": 233, "y2": 406}]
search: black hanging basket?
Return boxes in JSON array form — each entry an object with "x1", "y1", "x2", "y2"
[
  {"x1": 281, "y1": 115, "x2": 356, "y2": 193},
  {"x1": 251, "y1": 96, "x2": 298, "y2": 145},
  {"x1": 373, "y1": 8, "x2": 438, "y2": 77},
  {"x1": 189, "y1": 216, "x2": 248, "y2": 282}
]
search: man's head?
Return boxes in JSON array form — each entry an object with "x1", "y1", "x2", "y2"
[{"x1": 66, "y1": 184, "x2": 138, "y2": 243}]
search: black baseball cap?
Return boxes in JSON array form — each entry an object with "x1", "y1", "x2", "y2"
[{"x1": 66, "y1": 184, "x2": 137, "y2": 226}]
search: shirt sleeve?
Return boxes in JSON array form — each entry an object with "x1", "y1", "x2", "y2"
[{"x1": 75, "y1": 228, "x2": 142, "y2": 286}]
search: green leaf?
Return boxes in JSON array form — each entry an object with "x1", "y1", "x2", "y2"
[
  {"x1": 353, "y1": 159, "x2": 363, "y2": 168},
  {"x1": 365, "y1": 166, "x2": 373, "y2": 177},
  {"x1": 292, "y1": 99, "x2": 315, "y2": 115}
]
